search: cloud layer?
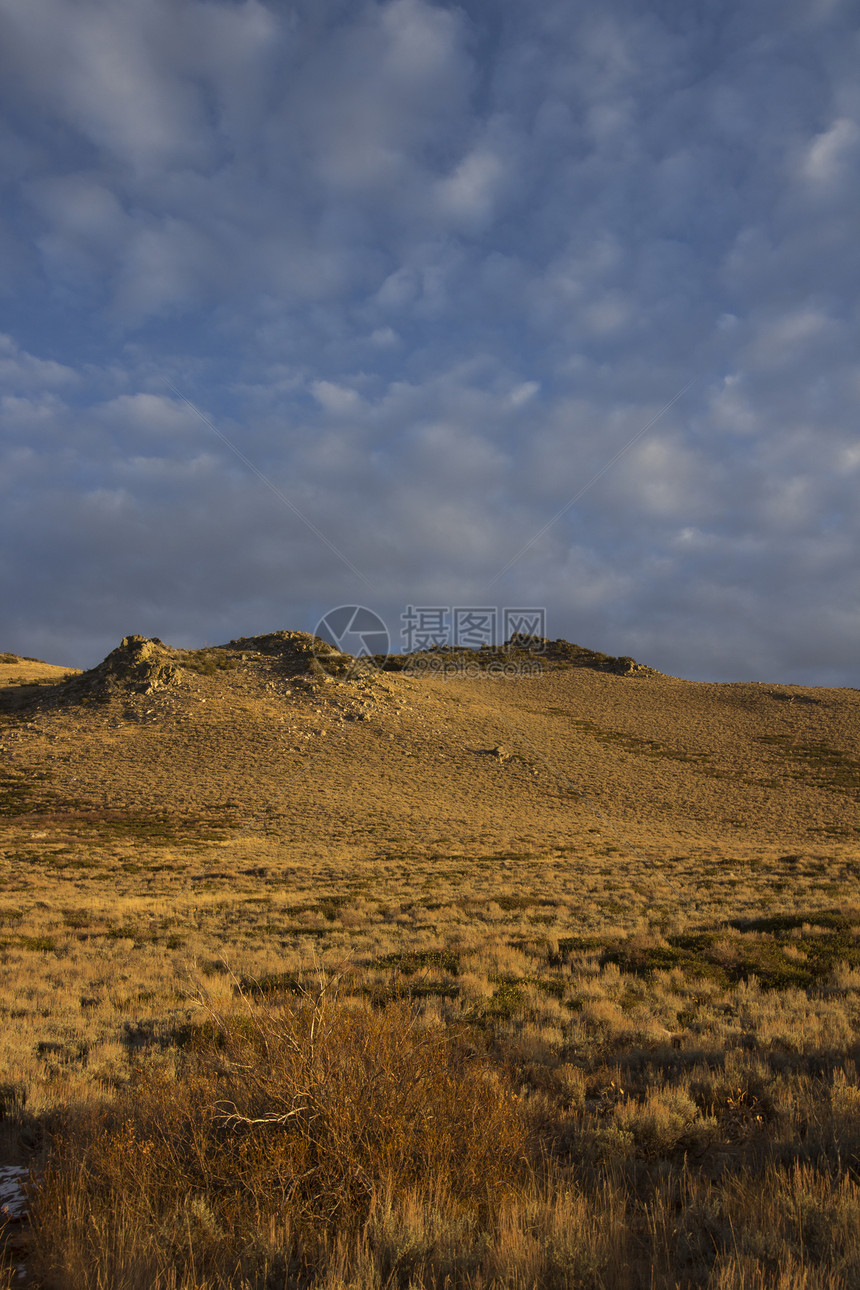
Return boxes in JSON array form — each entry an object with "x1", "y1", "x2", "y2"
[{"x1": 1, "y1": 0, "x2": 858, "y2": 682}]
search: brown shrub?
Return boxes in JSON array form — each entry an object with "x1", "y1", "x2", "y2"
[{"x1": 30, "y1": 994, "x2": 529, "y2": 1288}]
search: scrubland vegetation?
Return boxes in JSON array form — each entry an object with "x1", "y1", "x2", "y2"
[
  {"x1": 1, "y1": 839, "x2": 860, "y2": 1288},
  {"x1": 2, "y1": 643, "x2": 860, "y2": 1285}
]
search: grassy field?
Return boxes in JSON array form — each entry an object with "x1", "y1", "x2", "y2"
[
  {"x1": 1, "y1": 835, "x2": 859, "y2": 1288},
  {"x1": 1, "y1": 641, "x2": 859, "y2": 1286}
]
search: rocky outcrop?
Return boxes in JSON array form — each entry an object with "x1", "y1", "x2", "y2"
[
  {"x1": 379, "y1": 635, "x2": 655, "y2": 677},
  {"x1": 229, "y1": 631, "x2": 373, "y2": 680},
  {"x1": 17, "y1": 629, "x2": 653, "y2": 717},
  {"x1": 58, "y1": 635, "x2": 182, "y2": 703},
  {"x1": 95, "y1": 635, "x2": 180, "y2": 693}
]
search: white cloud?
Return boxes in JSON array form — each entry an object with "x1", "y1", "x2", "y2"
[
  {"x1": 759, "y1": 475, "x2": 817, "y2": 531},
  {"x1": 113, "y1": 218, "x2": 221, "y2": 319},
  {"x1": 1, "y1": 0, "x2": 278, "y2": 173},
  {"x1": 118, "y1": 453, "x2": 221, "y2": 483},
  {"x1": 509, "y1": 382, "x2": 539, "y2": 407},
  {"x1": 612, "y1": 435, "x2": 711, "y2": 520},
  {"x1": 1, "y1": 0, "x2": 203, "y2": 171},
  {"x1": 801, "y1": 116, "x2": 860, "y2": 186},
  {"x1": 287, "y1": 0, "x2": 470, "y2": 195},
  {"x1": 0, "y1": 335, "x2": 78, "y2": 390},
  {"x1": 311, "y1": 381, "x2": 363, "y2": 415},
  {"x1": 369, "y1": 326, "x2": 400, "y2": 348},
  {"x1": 81, "y1": 487, "x2": 131, "y2": 518},
  {"x1": 747, "y1": 309, "x2": 833, "y2": 368},
  {"x1": 584, "y1": 289, "x2": 631, "y2": 336},
  {"x1": 435, "y1": 148, "x2": 507, "y2": 227},
  {"x1": 838, "y1": 443, "x2": 860, "y2": 471},
  {"x1": 708, "y1": 374, "x2": 758, "y2": 436},
  {"x1": 1, "y1": 3, "x2": 860, "y2": 684},
  {"x1": 0, "y1": 393, "x2": 69, "y2": 432},
  {"x1": 94, "y1": 393, "x2": 198, "y2": 436},
  {"x1": 407, "y1": 419, "x2": 508, "y2": 483},
  {"x1": 374, "y1": 267, "x2": 419, "y2": 311}
]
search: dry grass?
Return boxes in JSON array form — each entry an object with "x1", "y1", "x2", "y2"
[
  {"x1": 4, "y1": 910, "x2": 860, "y2": 1286},
  {"x1": 2, "y1": 645, "x2": 860, "y2": 1284},
  {"x1": 29, "y1": 985, "x2": 531, "y2": 1288},
  {"x1": 17, "y1": 988, "x2": 860, "y2": 1288}
]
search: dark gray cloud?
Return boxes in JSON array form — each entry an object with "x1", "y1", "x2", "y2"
[{"x1": 0, "y1": 0, "x2": 858, "y2": 683}]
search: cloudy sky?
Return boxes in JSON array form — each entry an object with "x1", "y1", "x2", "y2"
[{"x1": 1, "y1": 0, "x2": 858, "y2": 683}]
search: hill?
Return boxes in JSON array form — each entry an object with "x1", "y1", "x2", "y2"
[
  {"x1": 3, "y1": 632, "x2": 860, "y2": 1287},
  {"x1": 2, "y1": 629, "x2": 859, "y2": 863}
]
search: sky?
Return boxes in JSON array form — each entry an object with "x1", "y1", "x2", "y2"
[{"x1": 1, "y1": 0, "x2": 858, "y2": 684}]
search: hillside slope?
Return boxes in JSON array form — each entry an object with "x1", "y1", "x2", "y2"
[{"x1": 2, "y1": 632, "x2": 859, "y2": 865}]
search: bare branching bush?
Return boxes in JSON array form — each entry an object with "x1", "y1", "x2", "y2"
[{"x1": 30, "y1": 991, "x2": 529, "y2": 1288}]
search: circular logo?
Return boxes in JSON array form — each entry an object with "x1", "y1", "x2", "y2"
[{"x1": 314, "y1": 605, "x2": 390, "y2": 663}]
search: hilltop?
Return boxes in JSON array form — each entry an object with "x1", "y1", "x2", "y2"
[{"x1": 2, "y1": 629, "x2": 859, "y2": 863}]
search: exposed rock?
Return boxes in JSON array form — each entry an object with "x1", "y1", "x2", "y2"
[
  {"x1": 230, "y1": 631, "x2": 371, "y2": 681},
  {"x1": 68, "y1": 635, "x2": 181, "y2": 700},
  {"x1": 378, "y1": 635, "x2": 655, "y2": 677},
  {"x1": 0, "y1": 1165, "x2": 29, "y2": 1221},
  {"x1": 13, "y1": 629, "x2": 654, "y2": 720}
]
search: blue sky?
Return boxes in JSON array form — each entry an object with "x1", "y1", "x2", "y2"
[{"x1": 1, "y1": 0, "x2": 858, "y2": 682}]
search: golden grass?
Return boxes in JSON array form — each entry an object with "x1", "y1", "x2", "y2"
[
  {"x1": 2, "y1": 648, "x2": 860, "y2": 1284},
  {"x1": 18, "y1": 979, "x2": 860, "y2": 1288},
  {"x1": 30, "y1": 987, "x2": 529, "y2": 1288},
  {"x1": 1, "y1": 835, "x2": 859, "y2": 1099},
  {"x1": 1, "y1": 838, "x2": 860, "y2": 1286}
]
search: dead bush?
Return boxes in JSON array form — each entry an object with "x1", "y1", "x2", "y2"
[{"x1": 30, "y1": 993, "x2": 528, "y2": 1288}]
